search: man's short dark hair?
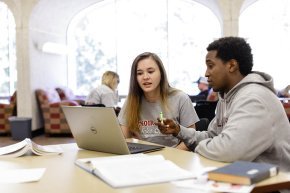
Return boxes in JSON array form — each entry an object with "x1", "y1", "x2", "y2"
[{"x1": 206, "y1": 37, "x2": 253, "y2": 76}]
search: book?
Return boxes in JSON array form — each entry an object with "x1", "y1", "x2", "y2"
[
  {"x1": 0, "y1": 138, "x2": 63, "y2": 158},
  {"x1": 75, "y1": 154, "x2": 195, "y2": 188},
  {"x1": 173, "y1": 167, "x2": 254, "y2": 193},
  {"x1": 207, "y1": 161, "x2": 279, "y2": 185}
]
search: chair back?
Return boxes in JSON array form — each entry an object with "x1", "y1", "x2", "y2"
[
  {"x1": 0, "y1": 91, "x2": 17, "y2": 133},
  {"x1": 35, "y1": 88, "x2": 79, "y2": 134},
  {"x1": 56, "y1": 87, "x2": 85, "y2": 105},
  {"x1": 9, "y1": 91, "x2": 17, "y2": 105},
  {"x1": 56, "y1": 87, "x2": 75, "y2": 100},
  {"x1": 10, "y1": 91, "x2": 17, "y2": 116},
  {"x1": 282, "y1": 100, "x2": 290, "y2": 121},
  {"x1": 195, "y1": 118, "x2": 209, "y2": 131},
  {"x1": 188, "y1": 95, "x2": 206, "y2": 103},
  {"x1": 194, "y1": 100, "x2": 217, "y2": 122},
  {"x1": 36, "y1": 88, "x2": 61, "y2": 105}
]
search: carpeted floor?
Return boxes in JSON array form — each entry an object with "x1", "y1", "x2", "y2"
[{"x1": 0, "y1": 134, "x2": 75, "y2": 147}]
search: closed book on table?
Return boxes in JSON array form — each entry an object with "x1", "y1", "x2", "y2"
[{"x1": 207, "y1": 161, "x2": 279, "y2": 185}]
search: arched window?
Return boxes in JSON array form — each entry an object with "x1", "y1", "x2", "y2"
[
  {"x1": 68, "y1": 0, "x2": 221, "y2": 96},
  {"x1": 240, "y1": 0, "x2": 290, "y2": 90},
  {"x1": 0, "y1": 2, "x2": 16, "y2": 99}
]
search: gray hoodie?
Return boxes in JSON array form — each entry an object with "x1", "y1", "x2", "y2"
[{"x1": 178, "y1": 71, "x2": 290, "y2": 173}]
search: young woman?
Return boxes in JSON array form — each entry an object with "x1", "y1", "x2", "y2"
[
  {"x1": 85, "y1": 71, "x2": 119, "y2": 107},
  {"x1": 118, "y1": 52, "x2": 199, "y2": 149}
]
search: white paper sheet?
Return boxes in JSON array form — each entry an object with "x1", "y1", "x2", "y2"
[
  {"x1": 173, "y1": 176, "x2": 254, "y2": 193},
  {"x1": 0, "y1": 168, "x2": 46, "y2": 183}
]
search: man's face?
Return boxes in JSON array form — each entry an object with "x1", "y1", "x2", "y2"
[{"x1": 205, "y1": 50, "x2": 230, "y2": 93}]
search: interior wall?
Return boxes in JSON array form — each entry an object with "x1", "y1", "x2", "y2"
[
  {"x1": 28, "y1": 0, "x2": 105, "y2": 130},
  {"x1": 1, "y1": 0, "x2": 251, "y2": 131}
]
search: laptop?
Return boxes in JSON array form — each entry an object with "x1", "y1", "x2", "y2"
[{"x1": 62, "y1": 106, "x2": 164, "y2": 154}]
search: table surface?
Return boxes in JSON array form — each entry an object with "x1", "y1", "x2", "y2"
[{"x1": 0, "y1": 141, "x2": 289, "y2": 193}]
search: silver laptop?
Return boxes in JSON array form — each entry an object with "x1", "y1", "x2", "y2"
[{"x1": 62, "y1": 106, "x2": 164, "y2": 154}]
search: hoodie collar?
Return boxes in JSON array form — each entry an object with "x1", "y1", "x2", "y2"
[{"x1": 220, "y1": 71, "x2": 275, "y2": 102}]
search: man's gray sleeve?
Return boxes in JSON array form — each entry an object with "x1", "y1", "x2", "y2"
[
  {"x1": 176, "y1": 126, "x2": 198, "y2": 151},
  {"x1": 176, "y1": 125, "x2": 216, "y2": 152}
]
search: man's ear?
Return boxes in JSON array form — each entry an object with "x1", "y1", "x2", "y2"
[{"x1": 228, "y1": 59, "x2": 239, "y2": 73}]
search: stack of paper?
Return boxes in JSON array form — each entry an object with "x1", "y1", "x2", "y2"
[{"x1": 0, "y1": 138, "x2": 63, "y2": 158}]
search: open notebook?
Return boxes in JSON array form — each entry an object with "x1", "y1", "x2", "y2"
[
  {"x1": 75, "y1": 154, "x2": 194, "y2": 188},
  {"x1": 62, "y1": 106, "x2": 164, "y2": 154}
]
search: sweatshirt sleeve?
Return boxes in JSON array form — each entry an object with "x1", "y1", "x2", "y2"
[
  {"x1": 194, "y1": 95, "x2": 274, "y2": 162},
  {"x1": 176, "y1": 118, "x2": 218, "y2": 151}
]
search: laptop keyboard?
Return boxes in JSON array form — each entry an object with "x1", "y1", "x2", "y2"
[
  {"x1": 126, "y1": 142, "x2": 164, "y2": 154},
  {"x1": 127, "y1": 143, "x2": 143, "y2": 151}
]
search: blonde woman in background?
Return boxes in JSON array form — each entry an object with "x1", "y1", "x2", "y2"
[{"x1": 86, "y1": 71, "x2": 119, "y2": 107}]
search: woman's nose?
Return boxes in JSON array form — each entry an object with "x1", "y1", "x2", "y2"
[{"x1": 143, "y1": 72, "x2": 149, "y2": 79}]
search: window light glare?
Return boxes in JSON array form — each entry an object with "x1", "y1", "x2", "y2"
[{"x1": 41, "y1": 42, "x2": 68, "y2": 55}]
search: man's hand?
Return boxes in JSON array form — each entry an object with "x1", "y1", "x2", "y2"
[{"x1": 155, "y1": 118, "x2": 180, "y2": 136}]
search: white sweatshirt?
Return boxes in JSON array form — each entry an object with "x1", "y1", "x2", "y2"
[{"x1": 178, "y1": 71, "x2": 290, "y2": 173}]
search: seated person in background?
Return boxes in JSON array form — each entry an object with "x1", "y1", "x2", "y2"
[
  {"x1": 156, "y1": 37, "x2": 290, "y2": 176},
  {"x1": 118, "y1": 52, "x2": 199, "y2": 150},
  {"x1": 195, "y1": 76, "x2": 210, "y2": 100},
  {"x1": 277, "y1": 85, "x2": 290, "y2": 98},
  {"x1": 206, "y1": 88, "x2": 219, "y2": 101},
  {"x1": 86, "y1": 71, "x2": 119, "y2": 108}
]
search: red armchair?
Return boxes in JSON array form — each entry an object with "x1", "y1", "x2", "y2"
[
  {"x1": 35, "y1": 88, "x2": 79, "y2": 134},
  {"x1": 282, "y1": 100, "x2": 290, "y2": 121},
  {"x1": 0, "y1": 91, "x2": 17, "y2": 133},
  {"x1": 56, "y1": 87, "x2": 85, "y2": 105}
]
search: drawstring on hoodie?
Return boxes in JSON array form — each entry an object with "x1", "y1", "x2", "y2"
[{"x1": 217, "y1": 98, "x2": 227, "y2": 128}]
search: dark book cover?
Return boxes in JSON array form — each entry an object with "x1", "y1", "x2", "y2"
[{"x1": 207, "y1": 161, "x2": 279, "y2": 185}]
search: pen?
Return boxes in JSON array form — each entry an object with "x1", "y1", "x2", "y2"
[{"x1": 160, "y1": 112, "x2": 164, "y2": 124}]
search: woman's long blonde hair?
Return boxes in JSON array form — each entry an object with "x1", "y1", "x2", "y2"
[
  {"x1": 124, "y1": 52, "x2": 177, "y2": 132},
  {"x1": 102, "y1": 71, "x2": 119, "y2": 90}
]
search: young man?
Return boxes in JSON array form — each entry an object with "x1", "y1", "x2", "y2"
[{"x1": 156, "y1": 37, "x2": 290, "y2": 174}]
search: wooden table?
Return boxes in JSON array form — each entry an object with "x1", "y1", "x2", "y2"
[{"x1": 0, "y1": 142, "x2": 289, "y2": 193}]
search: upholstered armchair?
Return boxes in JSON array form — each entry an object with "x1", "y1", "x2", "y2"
[
  {"x1": 55, "y1": 87, "x2": 85, "y2": 105},
  {"x1": 0, "y1": 91, "x2": 17, "y2": 133},
  {"x1": 35, "y1": 88, "x2": 79, "y2": 135},
  {"x1": 282, "y1": 100, "x2": 290, "y2": 121}
]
